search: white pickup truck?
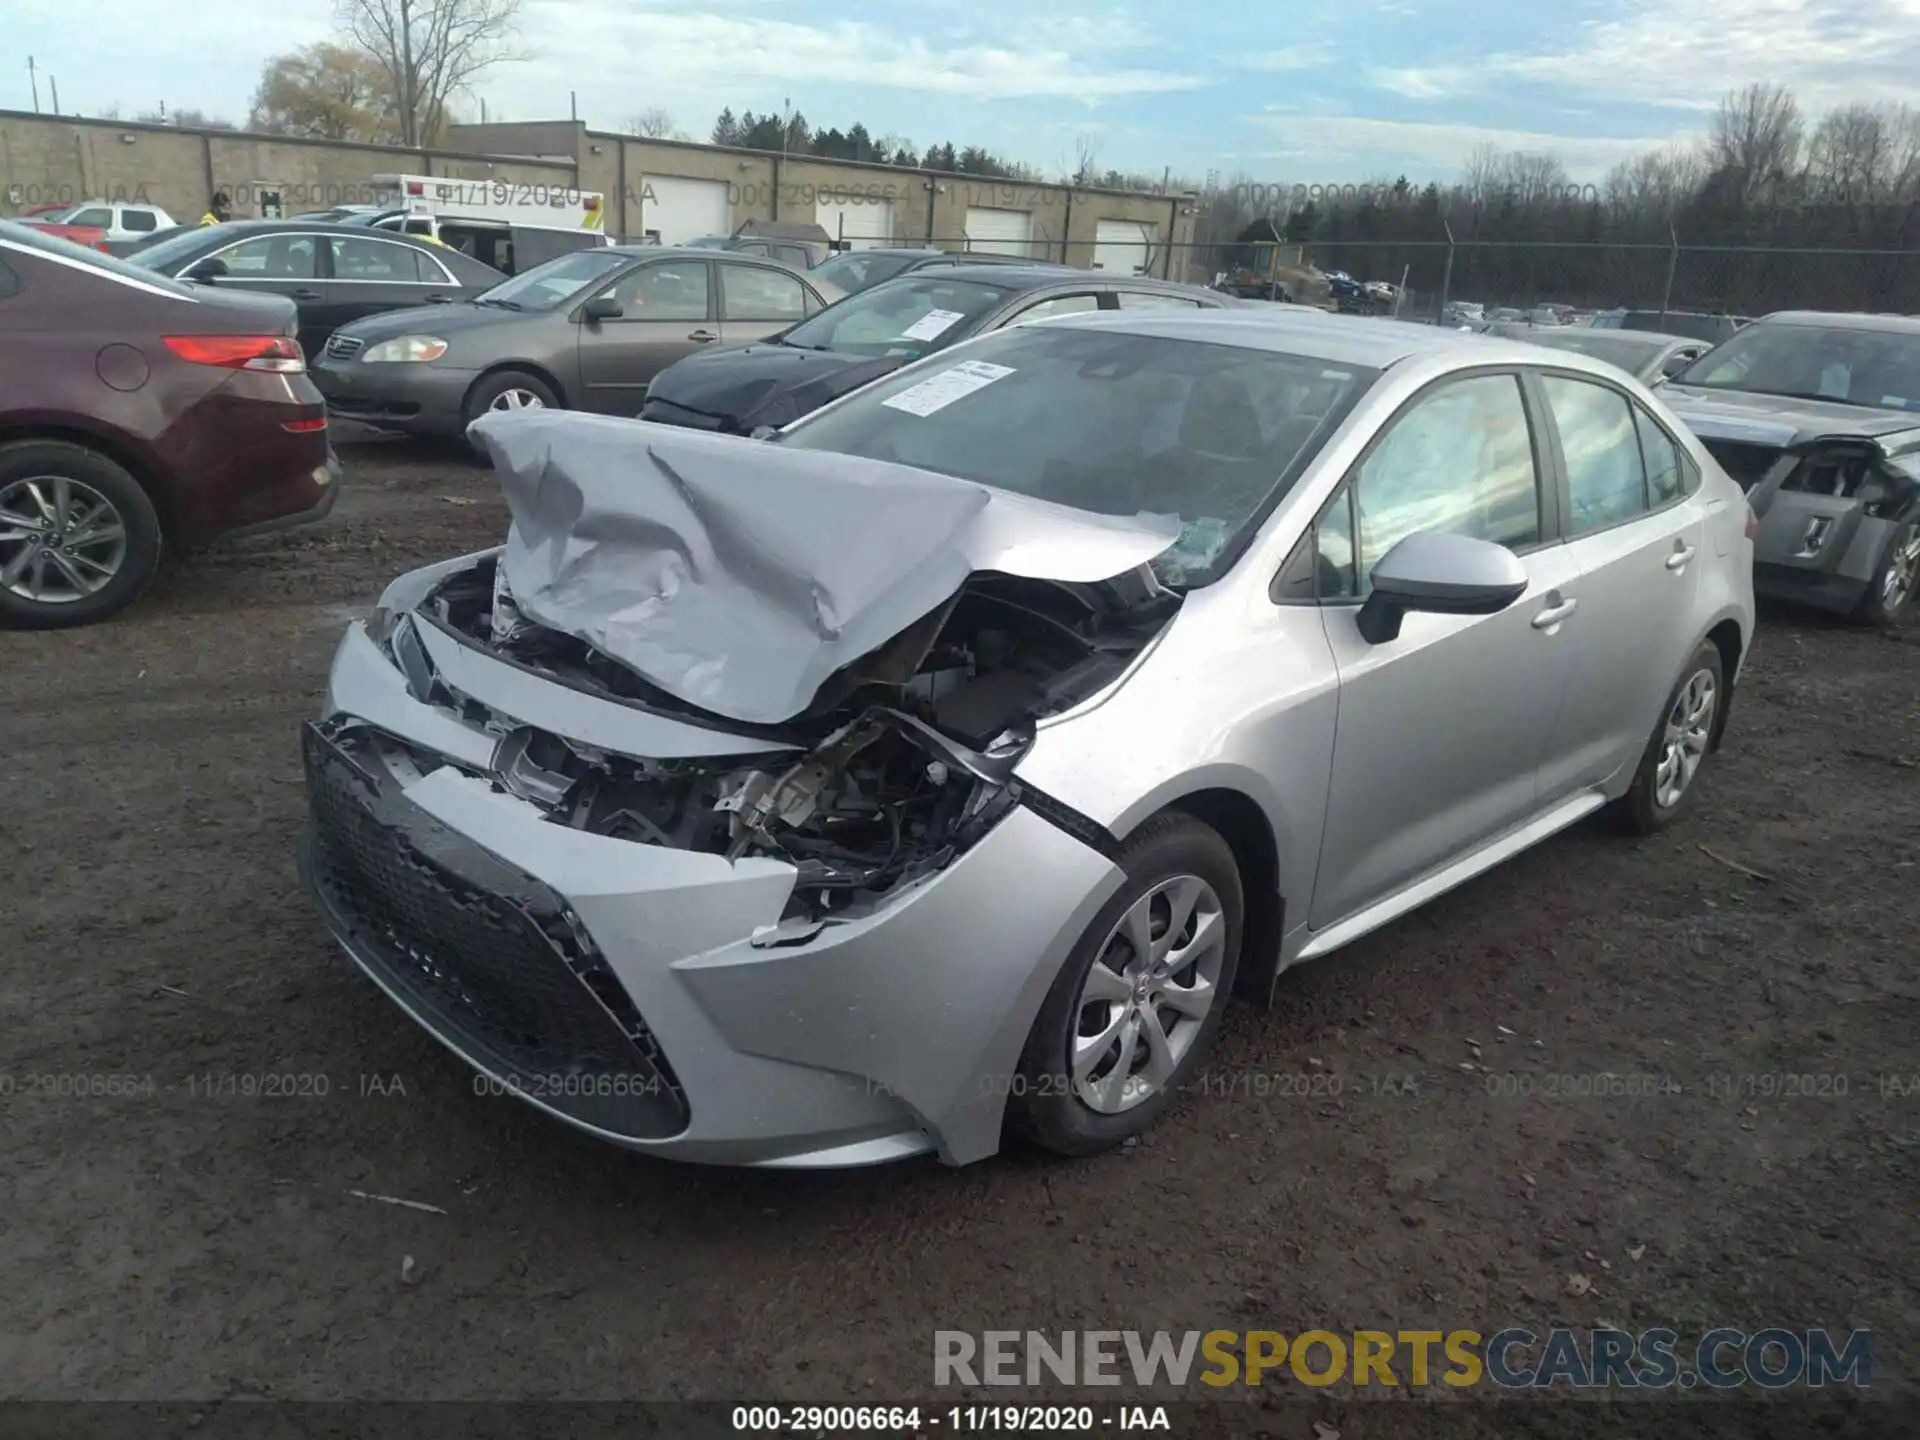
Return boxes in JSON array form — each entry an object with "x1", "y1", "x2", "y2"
[{"x1": 38, "y1": 200, "x2": 179, "y2": 244}]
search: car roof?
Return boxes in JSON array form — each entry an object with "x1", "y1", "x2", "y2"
[
  {"x1": 899, "y1": 263, "x2": 1164, "y2": 289},
  {"x1": 1498, "y1": 324, "x2": 1693, "y2": 350},
  {"x1": 1749, "y1": 310, "x2": 1920, "y2": 334},
  {"x1": 1035, "y1": 306, "x2": 1594, "y2": 369}
]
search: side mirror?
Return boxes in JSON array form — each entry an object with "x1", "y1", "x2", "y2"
[
  {"x1": 581, "y1": 295, "x2": 623, "y2": 321},
  {"x1": 1661, "y1": 352, "x2": 1694, "y2": 379},
  {"x1": 1356, "y1": 531, "x2": 1528, "y2": 645},
  {"x1": 184, "y1": 258, "x2": 227, "y2": 282}
]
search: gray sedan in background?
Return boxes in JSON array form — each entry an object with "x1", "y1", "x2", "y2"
[
  {"x1": 1485, "y1": 322, "x2": 1710, "y2": 385},
  {"x1": 300, "y1": 310, "x2": 1753, "y2": 1167},
  {"x1": 309, "y1": 245, "x2": 844, "y2": 440}
]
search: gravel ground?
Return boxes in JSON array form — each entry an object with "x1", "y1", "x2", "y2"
[{"x1": 1, "y1": 442, "x2": 1916, "y2": 1432}]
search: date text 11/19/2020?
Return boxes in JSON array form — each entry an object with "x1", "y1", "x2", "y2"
[{"x1": 731, "y1": 1406, "x2": 1175, "y2": 1432}]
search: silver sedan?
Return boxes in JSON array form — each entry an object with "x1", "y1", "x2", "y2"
[{"x1": 299, "y1": 309, "x2": 1756, "y2": 1167}]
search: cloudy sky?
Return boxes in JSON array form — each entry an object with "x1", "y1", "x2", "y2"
[{"x1": 9, "y1": 0, "x2": 1913, "y2": 184}]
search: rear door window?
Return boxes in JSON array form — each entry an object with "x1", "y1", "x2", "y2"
[
  {"x1": 121, "y1": 209, "x2": 159, "y2": 233},
  {"x1": 1539, "y1": 374, "x2": 1650, "y2": 534},
  {"x1": 719, "y1": 263, "x2": 808, "y2": 322},
  {"x1": 213, "y1": 234, "x2": 319, "y2": 278}
]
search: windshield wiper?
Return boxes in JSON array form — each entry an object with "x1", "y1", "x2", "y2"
[{"x1": 474, "y1": 297, "x2": 523, "y2": 310}]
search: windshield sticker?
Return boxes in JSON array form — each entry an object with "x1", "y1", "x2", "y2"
[
  {"x1": 1881, "y1": 396, "x2": 1913, "y2": 410},
  {"x1": 881, "y1": 360, "x2": 1016, "y2": 417},
  {"x1": 899, "y1": 308, "x2": 966, "y2": 343}
]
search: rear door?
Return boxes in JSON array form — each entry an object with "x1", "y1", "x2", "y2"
[
  {"x1": 324, "y1": 233, "x2": 462, "y2": 337},
  {"x1": 1528, "y1": 368, "x2": 1709, "y2": 802},
  {"x1": 576, "y1": 257, "x2": 715, "y2": 413},
  {"x1": 715, "y1": 260, "x2": 812, "y2": 345}
]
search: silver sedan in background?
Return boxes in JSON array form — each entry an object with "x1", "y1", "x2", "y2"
[{"x1": 299, "y1": 311, "x2": 1755, "y2": 1167}]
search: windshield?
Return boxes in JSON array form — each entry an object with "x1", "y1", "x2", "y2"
[
  {"x1": 0, "y1": 219, "x2": 198, "y2": 297},
  {"x1": 473, "y1": 248, "x2": 632, "y2": 309},
  {"x1": 124, "y1": 227, "x2": 224, "y2": 272},
  {"x1": 779, "y1": 275, "x2": 1011, "y2": 359},
  {"x1": 779, "y1": 324, "x2": 1378, "y2": 586},
  {"x1": 811, "y1": 251, "x2": 920, "y2": 294},
  {"x1": 1673, "y1": 321, "x2": 1920, "y2": 410}
]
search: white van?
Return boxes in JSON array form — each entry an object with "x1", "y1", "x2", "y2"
[{"x1": 359, "y1": 175, "x2": 610, "y2": 275}]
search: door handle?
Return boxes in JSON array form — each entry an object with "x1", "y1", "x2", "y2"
[
  {"x1": 688, "y1": 329, "x2": 717, "y2": 343},
  {"x1": 291, "y1": 289, "x2": 322, "y2": 301},
  {"x1": 1531, "y1": 595, "x2": 1578, "y2": 630},
  {"x1": 1666, "y1": 543, "x2": 1697, "y2": 571}
]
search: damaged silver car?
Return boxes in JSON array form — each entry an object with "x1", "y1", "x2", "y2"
[
  {"x1": 1661, "y1": 311, "x2": 1920, "y2": 624},
  {"x1": 299, "y1": 310, "x2": 1755, "y2": 1167}
]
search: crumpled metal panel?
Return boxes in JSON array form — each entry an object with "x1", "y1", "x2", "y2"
[{"x1": 468, "y1": 410, "x2": 1182, "y2": 725}]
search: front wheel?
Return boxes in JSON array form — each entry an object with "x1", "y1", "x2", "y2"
[
  {"x1": 1008, "y1": 814, "x2": 1243, "y2": 1156},
  {"x1": 1611, "y1": 641, "x2": 1725, "y2": 835},
  {"x1": 1852, "y1": 520, "x2": 1920, "y2": 626},
  {"x1": 462, "y1": 370, "x2": 560, "y2": 453}
]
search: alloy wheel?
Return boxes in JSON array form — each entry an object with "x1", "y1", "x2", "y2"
[
  {"x1": 1654, "y1": 669, "x2": 1717, "y2": 809},
  {"x1": 1070, "y1": 875, "x2": 1226, "y2": 1115},
  {"x1": 0, "y1": 476, "x2": 129, "y2": 605},
  {"x1": 488, "y1": 388, "x2": 545, "y2": 413},
  {"x1": 1881, "y1": 526, "x2": 1920, "y2": 611}
]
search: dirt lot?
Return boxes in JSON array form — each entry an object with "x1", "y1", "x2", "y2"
[{"x1": 2, "y1": 443, "x2": 1916, "y2": 1430}]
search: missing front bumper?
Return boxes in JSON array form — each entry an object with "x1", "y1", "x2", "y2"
[{"x1": 297, "y1": 722, "x2": 691, "y2": 1141}]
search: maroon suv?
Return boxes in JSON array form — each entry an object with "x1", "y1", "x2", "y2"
[{"x1": 0, "y1": 219, "x2": 340, "y2": 628}]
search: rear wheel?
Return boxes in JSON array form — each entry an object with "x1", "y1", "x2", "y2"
[
  {"x1": 1852, "y1": 519, "x2": 1920, "y2": 626},
  {"x1": 1611, "y1": 641, "x2": 1724, "y2": 835},
  {"x1": 1009, "y1": 814, "x2": 1243, "y2": 1156},
  {"x1": 0, "y1": 440, "x2": 162, "y2": 630}
]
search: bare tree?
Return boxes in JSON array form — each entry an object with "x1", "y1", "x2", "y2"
[
  {"x1": 1707, "y1": 82, "x2": 1803, "y2": 206},
  {"x1": 623, "y1": 107, "x2": 678, "y2": 139},
  {"x1": 1068, "y1": 133, "x2": 1101, "y2": 187},
  {"x1": 1602, "y1": 143, "x2": 1703, "y2": 219},
  {"x1": 1806, "y1": 103, "x2": 1902, "y2": 206},
  {"x1": 335, "y1": 0, "x2": 524, "y2": 148}
]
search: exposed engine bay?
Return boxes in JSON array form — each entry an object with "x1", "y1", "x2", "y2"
[{"x1": 383, "y1": 553, "x2": 1179, "y2": 921}]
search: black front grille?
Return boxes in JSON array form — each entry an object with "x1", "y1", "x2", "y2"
[
  {"x1": 325, "y1": 334, "x2": 365, "y2": 361},
  {"x1": 299, "y1": 723, "x2": 689, "y2": 1140}
]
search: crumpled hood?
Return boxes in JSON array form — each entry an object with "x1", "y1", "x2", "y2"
[
  {"x1": 645, "y1": 344, "x2": 903, "y2": 433},
  {"x1": 466, "y1": 409, "x2": 1183, "y2": 726},
  {"x1": 1661, "y1": 384, "x2": 1920, "y2": 448}
]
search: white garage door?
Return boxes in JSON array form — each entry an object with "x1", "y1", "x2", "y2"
[
  {"x1": 816, "y1": 197, "x2": 896, "y2": 250},
  {"x1": 1093, "y1": 219, "x2": 1155, "y2": 275},
  {"x1": 640, "y1": 176, "x2": 730, "y2": 245},
  {"x1": 965, "y1": 207, "x2": 1033, "y2": 258}
]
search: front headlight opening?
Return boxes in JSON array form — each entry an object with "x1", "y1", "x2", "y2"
[{"x1": 363, "y1": 336, "x2": 449, "y2": 364}]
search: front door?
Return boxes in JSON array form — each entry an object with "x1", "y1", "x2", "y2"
[
  {"x1": 715, "y1": 260, "x2": 813, "y2": 346},
  {"x1": 195, "y1": 232, "x2": 330, "y2": 356},
  {"x1": 576, "y1": 258, "x2": 715, "y2": 414},
  {"x1": 1310, "y1": 370, "x2": 1580, "y2": 928},
  {"x1": 1529, "y1": 370, "x2": 1709, "y2": 801}
]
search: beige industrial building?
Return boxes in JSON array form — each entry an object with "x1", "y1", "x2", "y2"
[{"x1": 0, "y1": 110, "x2": 1198, "y2": 275}]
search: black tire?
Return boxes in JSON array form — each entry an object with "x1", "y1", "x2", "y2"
[
  {"x1": 1610, "y1": 641, "x2": 1725, "y2": 836},
  {"x1": 0, "y1": 440, "x2": 163, "y2": 630},
  {"x1": 1008, "y1": 813, "x2": 1244, "y2": 1157},
  {"x1": 1850, "y1": 519, "x2": 1920, "y2": 627},
  {"x1": 461, "y1": 370, "x2": 560, "y2": 452}
]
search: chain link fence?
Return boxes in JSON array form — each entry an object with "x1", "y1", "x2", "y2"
[{"x1": 1157, "y1": 238, "x2": 1920, "y2": 320}]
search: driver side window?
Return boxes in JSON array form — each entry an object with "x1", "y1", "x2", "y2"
[{"x1": 1348, "y1": 373, "x2": 1540, "y2": 596}]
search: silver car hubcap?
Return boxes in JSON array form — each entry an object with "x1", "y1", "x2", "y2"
[
  {"x1": 1881, "y1": 527, "x2": 1920, "y2": 609},
  {"x1": 1654, "y1": 669, "x2": 1716, "y2": 809},
  {"x1": 0, "y1": 476, "x2": 129, "y2": 605},
  {"x1": 489, "y1": 388, "x2": 545, "y2": 412},
  {"x1": 1071, "y1": 875, "x2": 1226, "y2": 1115}
]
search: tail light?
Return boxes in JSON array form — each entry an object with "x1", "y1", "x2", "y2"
[
  {"x1": 1744, "y1": 504, "x2": 1761, "y2": 539},
  {"x1": 163, "y1": 335, "x2": 307, "y2": 374},
  {"x1": 281, "y1": 416, "x2": 328, "y2": 433}
]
